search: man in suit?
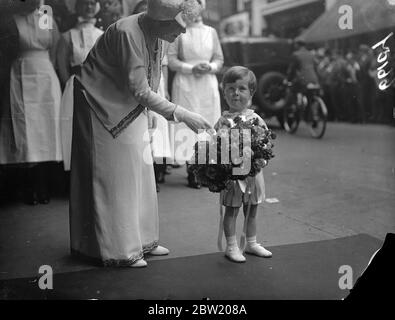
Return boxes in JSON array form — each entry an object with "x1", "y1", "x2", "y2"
[{"x1": 287, "y1": 39, "x2": 320, "y2": 88}]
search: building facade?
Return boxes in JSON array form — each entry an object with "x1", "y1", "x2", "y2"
[
  {"x1": 218, "y1": 0, "x2": 332, "y2": 39},
  {"x1": 203, "y1": 0, "x2": 238, "y2": 29}
]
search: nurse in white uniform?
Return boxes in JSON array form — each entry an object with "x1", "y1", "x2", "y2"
[
  {"x1": 57, "y1": 0, "x2": 103, "y2": 171},
  {"x1": 168, "y1": 0, "x2": 223, "y2": 188},
  {"x1": 0, "y1": 0, "x2": 62, "y2": 205}
]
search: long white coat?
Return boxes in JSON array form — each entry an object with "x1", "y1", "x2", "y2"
[
  {"x1": 0, "y1": 10, "x2": 62, "y2": 164},
  {"x1": 168, "y1": 21, "x2": 223, "y2": 163}
]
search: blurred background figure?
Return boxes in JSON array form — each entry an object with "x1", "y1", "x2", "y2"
[
  {"x1": 357, "y1": 44, "x2": 375, "y2": 123},
  {"x1": 0, "y1": 0, "x2": 62, "y2": 205},
  {"x1": 286, "y1": 39, "x2": 321, "y2": 125},
  {"x1": 96, "y1": 0, "x2": 124, "y2": 31},
  {"x1": 57, "y1": 0, "x2": 103, "y2": 174},
  {"x1": 46, "y1": 0, "x2": 78, "y2": 32},
  {"x1": 0, "y1": 0, "x2": 22, "y2": 204},
  {"x1": 329, "y1": 50, "x2": 348, "y2": 122},
  {"x1": 132, "y1": 0, "x2": 173, "y2": 192},
  {"x1": 168, "y1": 0, "x2": 223, "y2": 189},
  {"x1": 316, "y1": 48, "x2": 334, "y2": 121},
  {"x1": 287, "y1": 39, "x2": 320, "y2": 91},
  {"x1": 344, "y1": 51, "x2": 362, "y2": 123}
]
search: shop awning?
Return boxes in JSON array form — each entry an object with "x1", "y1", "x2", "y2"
[{"x1": 298, "y1": 0, "x2": 395, "y2": 42}]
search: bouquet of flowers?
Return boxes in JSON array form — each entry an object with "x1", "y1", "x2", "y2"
[{"x1": 188, "y1": 116, "x2": 276, "y2": 193}]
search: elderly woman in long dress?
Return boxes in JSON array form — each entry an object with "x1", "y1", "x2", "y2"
[
  {"x1": 57, "y1": 0, "x2": 103, "y2": 172},
  {"x1": 0, "y1": 0, "x2": 62, "y2": 205},
  {"x1": 132, "y1": 0, "x2": 173, "y2": 192},
  {"x1": 168, "y1": 0, "x2": 223, "y2": 188},
  {"x1": 70, "y1": 0, "x2": 211, "y2": 268}
]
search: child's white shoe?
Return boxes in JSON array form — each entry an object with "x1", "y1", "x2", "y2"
[
  {"x1": 245, "y1": 244, "x2": 272, "y2": 258},
  {"x1": 225, "y1": 246, "x2": 246, "y2": 263}
]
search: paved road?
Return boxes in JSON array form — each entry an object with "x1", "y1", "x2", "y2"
[{"x1": 0, "y1": 121, "x2": 394, "y2": 280}]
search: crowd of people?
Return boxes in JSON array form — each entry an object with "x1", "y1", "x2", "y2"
[
  {"x1": 0, "y1": 0, "x2": 123, "y2": 204},
  {"x1": 0, "y1": 0, "x2": 121, "y2": 205},
  {"x1": 1, "y1": 0, "x2": 394, "y2": 207},
  {"x1": 315, "y1": 45, "x2": 395, "y2": 124},
  {"x1": 0, "y1": 0, "x2": 222, "y2": 204}
]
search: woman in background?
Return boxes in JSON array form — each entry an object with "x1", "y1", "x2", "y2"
[
  {"x1": 57, "y1": 0, "x2": 103, "y2": 172},
  {"x1": 0, "y1": 1, "x2": 21, "y2": 204},
  {"x1": 133, "y1": 0, "x2": 173, "y2": 192},
  {"x1": 45, "y1": 0, "x2": 78, "y2": 33},
  {"x1": 96, "y1": 0, "x2": 124, "y2": 31},
  {"x1": 168, "y1": 0, "x2": 223, "y2": 188},
  {"x1": 0, "y1": 0, "x2": 62, "y2": 205}
]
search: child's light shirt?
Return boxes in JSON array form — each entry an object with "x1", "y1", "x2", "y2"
[
  {"x1": 214, "y1": 109, "x2": 268, "y2": 131},
  {"x1": 214, "y1": 109, "x2": 266, "y2": 208}
]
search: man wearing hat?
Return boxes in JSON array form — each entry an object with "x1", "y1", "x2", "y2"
[{"x1": 70, "y1": 0, "x2": 210, "y2": 268}]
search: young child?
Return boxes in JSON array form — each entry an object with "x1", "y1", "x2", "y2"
[{"x1": 215, "y1": 66, "x2": 272, "y2": 263}]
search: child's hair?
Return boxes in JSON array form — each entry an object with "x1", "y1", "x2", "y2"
[{"x1": 222, "y1": 66, "x2": 257, "y2": 95}]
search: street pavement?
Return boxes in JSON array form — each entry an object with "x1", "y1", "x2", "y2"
[{"x1": 0, "y1": 121, "x2": 394, "y2": 280}]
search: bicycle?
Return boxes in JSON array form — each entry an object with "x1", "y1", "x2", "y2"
[{"x1": 282, "y1": 81, "x2": 328, "y2": 139}]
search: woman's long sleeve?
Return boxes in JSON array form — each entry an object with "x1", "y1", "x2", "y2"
[
  {"x1": 208, "y1": 28, "x2": 224, "y2": 74},
  {"x1": 118, "y1": 30, "x2": 177, "y2": 120},
  {"x1": 56, "y1": 32, "x2": 71, "y2": 87},
  {"x1": 49, "y1": 21, "x2": 61, "y2": 67}
]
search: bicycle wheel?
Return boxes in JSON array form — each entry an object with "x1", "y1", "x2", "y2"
[
  {"x1": 283, "y1": 102, "x2": 300, "y2": 134},
  {"x1": 308, "y1": 96, "x2": 327, "y2": 139}
]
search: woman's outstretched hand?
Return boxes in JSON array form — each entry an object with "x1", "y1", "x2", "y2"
[{"x1": 174, "y1": 106, "x2": 212, "y2": 133}]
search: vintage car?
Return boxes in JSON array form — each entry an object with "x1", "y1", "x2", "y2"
[{"x1": 220, "y1": 36, "x2": 294, "y2": 124}]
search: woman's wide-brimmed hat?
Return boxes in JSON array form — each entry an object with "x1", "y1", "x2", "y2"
[{"x1": 147, "y1": 0, "x2": 201, "y2": 26}]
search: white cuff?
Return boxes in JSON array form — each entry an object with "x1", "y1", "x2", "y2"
[
  {"x1": 209, "y1": 62, "x2": 218, "y2": 73},
  {"x1": 181, "y1": 63, "x2": 194, "y2": 74},
  {"x1": 173, "y1": 105, "x2": 181, "y2": 123}
]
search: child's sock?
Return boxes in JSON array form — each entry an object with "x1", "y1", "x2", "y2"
[
  {"x1": 247, "y1": 236, "x2": 258, "y2": 248},
  {"x1": 225, "y1": 235, "x2": 246, "y2": 263},
  {"x1": 226, "y1": 235, "x2": 238, "y2": 249},
  {"x1": 246, "y1": 235, "x2": 272, "y2": 257}
]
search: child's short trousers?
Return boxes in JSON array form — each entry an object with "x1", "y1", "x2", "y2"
[{"x1": 221, "y1": 173, "x2": 265, "y2": 208}]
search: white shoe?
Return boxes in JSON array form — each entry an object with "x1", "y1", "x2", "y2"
[
  {"x1": 245, "y1": 244, "x2": 272, "y2": 258},
  {"x1": 148, "y1": 245, "x2": 170, "y2": 256},
  {"x1": 130, "y1": 259, "x2": 147, "y2": 268},
  {"x1": 225, "y1": 246, "x2": 246, "y2": 263}
]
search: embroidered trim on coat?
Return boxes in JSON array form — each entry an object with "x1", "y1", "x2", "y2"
[
  {"x1": 109, "y1": 104, "x2": 146, "y2": 138},
  {"x1": 102, "y1": 240, "x2": 159, "y2": 267},
  {"x1": 71, "y1": 240, "x2": 159, "y2": 267}
]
